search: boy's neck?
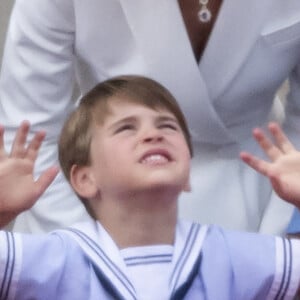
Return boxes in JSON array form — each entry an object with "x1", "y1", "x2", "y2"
[{"x1": 93, "y1": 189, "x2": 179, "y2": 249}]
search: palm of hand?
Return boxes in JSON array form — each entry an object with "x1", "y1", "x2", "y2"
[
  {"x1": 0, "y1": 157, "x2": 39, "y2": 214},
  {"x1": 0, "y1": 122, "x2": 58, "y2": 227},
  {"x1": 269, "y1": 152, "x2": 300, "y2": 206},
  {"x1": 240, "y1": 123, "x2": 300, "y2": 208}
]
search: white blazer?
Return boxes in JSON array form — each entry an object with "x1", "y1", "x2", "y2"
[{"x1": 1, "y1": 0, "x2": 300, "y2": 233}]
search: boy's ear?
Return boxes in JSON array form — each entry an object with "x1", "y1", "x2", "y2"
[{"x1": 70, "y1": 165, "x2": 98, "y2": 199}]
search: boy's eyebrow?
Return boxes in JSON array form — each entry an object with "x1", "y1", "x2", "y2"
[
  {"x1": 156, "y1": 115, "x2": 179, "y2": 124},
  {"x1": 107, "y1": 116, "x2": 138, "y2": 131}
]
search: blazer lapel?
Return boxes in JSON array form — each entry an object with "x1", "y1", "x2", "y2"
[
  {"x1": 119, "y1": 0, "x2": 238, "y2": 144},
  {"x1": 200, "y1": 0, "x2": 273, "y2": 99}
]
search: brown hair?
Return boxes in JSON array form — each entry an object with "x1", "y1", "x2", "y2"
[{"x1": 58, "y1": 75, "x2": 192, "y2": 214}]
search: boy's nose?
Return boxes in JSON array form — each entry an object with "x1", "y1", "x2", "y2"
[{"x1": 142, "y1": 128, "x2": 164, "y2": 143}]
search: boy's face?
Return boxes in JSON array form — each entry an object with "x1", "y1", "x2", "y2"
[{"x1": 88, "y1": 98, "x2": 191, "y2": 197}]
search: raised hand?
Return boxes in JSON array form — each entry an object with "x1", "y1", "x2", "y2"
[
  {"x1": 240, "y1": 122, "x2": 300, "y2": 209},
  {"x1": 0, "y1": 121, "x2": 59, "y2": 227}
]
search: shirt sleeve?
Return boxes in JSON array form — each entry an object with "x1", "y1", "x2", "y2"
[
  {"x1": 0, "y1": 0, "x2": 88, "y2": 232},
  {"x1": 0, "y1": 231, "x2": 83, "y2": 299},
  {"x1": 201, "y1": 226, "x2": 300, "y2": 300},
  {"x1": 0, "y1": 232, "x2": 22, "y2": 300},
  {"x1": 268, "y1": 237, "x2": 300, "y2": 299}
]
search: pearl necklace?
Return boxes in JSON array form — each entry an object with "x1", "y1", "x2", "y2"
[{"x1": 198, "y1": 0, "x2": 212, "y2": 23}]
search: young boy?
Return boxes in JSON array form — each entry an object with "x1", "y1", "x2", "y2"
[{"x1": 0, "y1": 75, "x2": 299, "y2": 300}]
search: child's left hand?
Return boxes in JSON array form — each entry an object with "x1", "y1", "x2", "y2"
[
  {"x1": 240, "y1": 122, "x2": 300, "y2": 209},
  {"x1": 0, "y1": 121, "x2": 59, "y2": 228}
]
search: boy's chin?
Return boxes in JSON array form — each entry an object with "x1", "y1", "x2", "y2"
[{"x1": 141, "y1": 180, "x2": 187, "y2": 194}]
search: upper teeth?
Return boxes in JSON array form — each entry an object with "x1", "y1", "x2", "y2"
[{"x1": 142, "y1": 154, "x2": 168, "y2": 164}]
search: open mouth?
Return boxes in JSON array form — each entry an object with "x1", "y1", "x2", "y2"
[{"x1": 140, "y1": 149, "x2": 172, "y2": 165}]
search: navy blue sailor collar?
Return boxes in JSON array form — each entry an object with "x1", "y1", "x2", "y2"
[{"x1": 62, "y1": 220, "x2": 208, "y2": 300}]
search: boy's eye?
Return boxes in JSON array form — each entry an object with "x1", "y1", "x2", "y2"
[
  {"x1": 159, "y1": 123, "x2": 179, "y2": 131},
  {"x1": 114, "y1": 124, "x2": 135, "y2": 134}
]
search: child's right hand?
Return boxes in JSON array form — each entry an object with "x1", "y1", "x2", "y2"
[
  {"x1": 0, "y1": 121, "x2": 59, "y2": 228},
  {"x1": 240, "y1": 122, "x2": 300, "y2": 210}
]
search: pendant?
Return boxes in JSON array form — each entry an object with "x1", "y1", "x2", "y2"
[
  {"x1": 198, "y1": 0, "x2": 212, "y2": 23},
  {"x1": 198, "y1": 6, "x2": 212, "y2": 23}
]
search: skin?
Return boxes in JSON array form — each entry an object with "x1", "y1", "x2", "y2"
[
  {"x1": 0, "y1": 121, "x2": 59, "y2": 228},
  {"x1": 0, "y1": 117, "x2": 298, "y2": 293},
  {"x1": 70, "y1": 99, "x2": 191, "y2": 248},
  {"x1": 0, "y1": 117, "x2": 299, "y2": 247},
  {"x1": 240, "y1": 122, "x2": 300, "y2": 210}
]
